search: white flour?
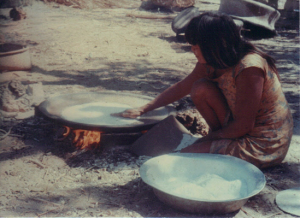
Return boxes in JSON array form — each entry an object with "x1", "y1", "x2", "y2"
[
  {"x1": 61, "y1": 102, "x2": 138, "y2": 125},
  {"x1": 155, "y1": 173, "x2": 247, "y2": 201}
]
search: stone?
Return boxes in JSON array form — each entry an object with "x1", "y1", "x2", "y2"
[
  {"x1": 15, "y1": 110, "x2": 35, "y2": 120},
  {"x1": 27, "y1": 82, "x2": 45, "y2": 106}
]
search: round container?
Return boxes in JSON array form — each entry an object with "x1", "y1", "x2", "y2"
[
  {"x1": 140, "y1": 153, "x2": 266, "y2": 214},
  {"x1": 276, "y1": 187, "x2": 300, "y2": 216},
  {"x1": 219, "y1": 0, "x2": 281, "y2": 31},
  {"x1": 0, "y1": 43, "x2": 32, "y2": 71},
  {"x1": 38, "y1": 91, "x2": 176, "y2": 133}
]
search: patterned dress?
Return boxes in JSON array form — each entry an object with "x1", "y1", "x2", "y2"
[{"x1": 208, "y1": 53, "x2": 293, "y2": 168}]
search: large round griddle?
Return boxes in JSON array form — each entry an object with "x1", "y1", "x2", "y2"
[{"x1": 38, "y1": 91, "x2": 176, "y2": 133}]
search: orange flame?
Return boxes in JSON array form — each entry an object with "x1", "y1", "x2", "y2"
[{"x1": 63, "y1": 126, "x2": 103, "y2": 150}]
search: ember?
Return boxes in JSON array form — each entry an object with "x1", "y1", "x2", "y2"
[{"x1": 63, "y1": 126, "x2": 103, "y2": 150}]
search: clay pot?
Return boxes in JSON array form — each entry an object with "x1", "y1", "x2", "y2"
[{"x1": 0, "y1": 43, "x2": 31, "y2": 71}]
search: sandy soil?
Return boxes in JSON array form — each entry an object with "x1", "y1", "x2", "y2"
[{"x1": 0, "y1": 0, "x2": 299, "y2": 217}]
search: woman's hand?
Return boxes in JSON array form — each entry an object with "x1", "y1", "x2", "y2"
[{"x1": 111, "y1": 108, "x2": 144, "y2": 119}]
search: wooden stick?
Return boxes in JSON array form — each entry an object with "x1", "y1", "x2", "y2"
[
  {"x1": 84, "y1": 166, "x2": 96, "y2": 172},
  {"x1": 265, "y1": 212, "x2": 283, "y2": 218},
  {"x1": 98, "y1": 201, "x2": 122, "y2": 207},
  {"x1": 27, "y1": 159, "x2": 46, "y2": 169},
  {"x1": 7, "y1": 133, "x2": 24, "y2": 138},
  {"x1": 42, "y1": 169, "x2": 48, "y2": 179},
  {"x1": 37, "y1": 207, "x2": 59, "y2": 217},
  {"x1": 31, "y1": 197, "x2": 61, "y2": 207},
  {"x1": 0, "y1": 128, "x2": 23, "y2": 139},
  {"x1": 0, "y1": 127, "x2": 12, "y2": 140},
  {"x1": 55, "y1": 172, "x2": 67, "y2": 183},
  {"x1": 126, "y1": 13, "x2": 175, "y2": 19}
]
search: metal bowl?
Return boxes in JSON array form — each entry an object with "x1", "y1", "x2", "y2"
[
  {"x1": 38, "y1": 91, "x2": 176, "y2": 133},
  {"x1": 219, "y1": 0, "x2": 280, "y2": 32},
  {"x1": 140, "y1": 153, "x2": 266, "y2": 214}
]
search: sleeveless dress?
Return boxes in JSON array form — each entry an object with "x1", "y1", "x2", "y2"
[{"x1": 208, "y1": 53, "x2": 293, "y2": 168}]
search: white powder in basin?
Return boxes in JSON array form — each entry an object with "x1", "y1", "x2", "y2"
[
  {"x1": 156, "y1": 173, "x2": 247, "y2": 201},
  {"x1": 61, "y1": 102, "x2": 138, "y2": 125}
]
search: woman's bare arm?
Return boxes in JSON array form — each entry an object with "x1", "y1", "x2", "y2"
[
  {"x1": 120, "y1": 62, "x2": 207, "y2": 118},
  {"x1": 141, "y1": 63, "x2": 207, "y2": 112}
]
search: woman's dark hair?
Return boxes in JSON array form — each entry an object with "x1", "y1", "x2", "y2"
[{"x1": 185, "y1": 12, "x2": 277, "y2": 74}]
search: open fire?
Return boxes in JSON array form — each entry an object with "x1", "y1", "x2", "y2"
[
  {"x1": 62, "y1": 126, "x2": 103, "y2": 150},
  {"x1": 55, "y1": 125, "x2": 148, "y2": 152}
]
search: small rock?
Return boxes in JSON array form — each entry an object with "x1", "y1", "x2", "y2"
[
  {"x1": 0, "y1": 110, "x2": 17, "y2": 118},
  {"x1": 9, "y1": 7, "x2": 26, "y2": 21},
  {"x1": 15, "y1": 110, "x2": 35, "y2": 120},
  {"x1": 27, "y1": 82, "x2": 45, "y2": 106},
  {"x1": 128, "y1": 170, "x2": 136, "y2": 176}
]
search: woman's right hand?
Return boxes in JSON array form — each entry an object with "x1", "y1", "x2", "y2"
[{"x1": 111, "y1": 108, "x2": 144, "y2": 119}]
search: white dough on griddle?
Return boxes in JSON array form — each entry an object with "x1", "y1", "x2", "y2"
[{"x1": 61, "y1": 101, "x2": 137, "y2": 125}]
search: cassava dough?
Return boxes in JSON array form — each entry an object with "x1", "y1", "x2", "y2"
[
  {"x1": 61, "y1": 101, "x2": 138, "y2": 125},
  {"x1": 156, "y1": 173, "x2": 248, "y2": 201}
]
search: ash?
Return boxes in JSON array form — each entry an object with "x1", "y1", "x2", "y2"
[
  {"x1": 67, "y1": 146, "x2": 152, "y2": 173},
  {"x1": 0, "y1": 116, "x2": 162, "y2": 217}
]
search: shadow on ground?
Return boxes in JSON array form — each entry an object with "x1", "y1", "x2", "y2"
[{"x1": 31, "y1": 59, "x2": 184, "y2": 94}]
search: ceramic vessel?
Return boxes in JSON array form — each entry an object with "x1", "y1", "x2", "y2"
[{"x1": 0, "y1": 43, "x2": 31, "y2": 71}]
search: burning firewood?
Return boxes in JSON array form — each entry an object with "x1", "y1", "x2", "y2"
[{"x1": 59, "y1": 126, "x2": 103, "y2": 150}]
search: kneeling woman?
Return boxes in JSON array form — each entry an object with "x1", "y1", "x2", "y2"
[{"x1": 119, "y1": 12, "x2": 293, "y2": 168}]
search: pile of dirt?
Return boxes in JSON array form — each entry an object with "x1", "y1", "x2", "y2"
[{"x1": 0, "y1": 80, "x2": 44, "y2": 119}]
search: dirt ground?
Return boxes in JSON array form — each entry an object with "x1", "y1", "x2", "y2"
[{"x1": 0, "y1": 0, "x2": 299, "y2": 217}]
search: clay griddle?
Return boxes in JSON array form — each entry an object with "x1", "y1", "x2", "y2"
[{"x1": 38, "y1": 91, "x2": 176, "y2": 133}]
